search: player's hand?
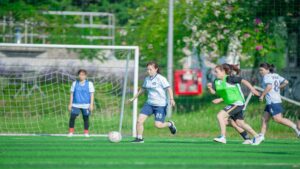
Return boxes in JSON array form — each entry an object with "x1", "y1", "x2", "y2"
[
  {"x1": 170, "y1": 99, "x2": 176, "y2": 107},
  {"x1": 259, "y1": 96, "x2": 264, "y2": 102},
  {"x1": 68, "y1": 104, "x2": 72, "y2": 111},
  {"x1": 89, "y1": 104, "x2": 94, "y2": 112},
  {"x1": 252, "y1": 89, "x2": 260, "y2": 96},
  {"x1": 127, "y1": 98, "x2": 135, "y2": 104},
  {"x1": 212, "y1": 98, "x2": 222, "y2": 104},
  {"x1": 207, "y1": 83, "x2": 213, "y2": 89}
]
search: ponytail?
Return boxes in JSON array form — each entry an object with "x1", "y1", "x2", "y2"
[{"x1": 259, "y1": 62, "x2": 275, "y2": 73}]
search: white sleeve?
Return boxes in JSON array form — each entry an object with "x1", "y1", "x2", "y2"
[
  {"x1": 70, "y1": 81, "x2": 76, "y2": 92},
  {"x1": 278, "y1": 75, "x2": 286, "y2": 84},
  {"x1": 160, "y1": 76, "x2": 170, "y2": 89},
  {"x1": 142, "y1": 78, "x2": 147, "y2": 89},
  {"x1": 263, "y1": 75, "x2": 273, "y2": 85},
  {"x1": 89, "y1": 82, "x2": 95, "y2": 93}
]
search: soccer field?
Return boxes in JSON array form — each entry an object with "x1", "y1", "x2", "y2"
[{"x1": 0, "y1": 136, "x2": 299, "y2": 169}]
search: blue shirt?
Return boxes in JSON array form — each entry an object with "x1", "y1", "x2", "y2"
[
  {"x1": 71, "y1": 80, "x2": 95, "y2": 108},
  {"x1": 142, "y1": 74, "x2": 170, "y2": 107}
]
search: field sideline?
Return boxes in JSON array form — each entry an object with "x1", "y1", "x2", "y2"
[{"x1": 0, "y1": 136, "x2": 299, "y2": 169}]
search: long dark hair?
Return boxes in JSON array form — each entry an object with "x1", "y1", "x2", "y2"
[
  {"x1": 259, "y1": 62, "x2": 275, "y2": 73},
  {"x1": 215, "y1": 63, "x2": 240, "y2": 75},
  {"x1": 146, "y1": 61, "x2": 160, "y2": 74}
]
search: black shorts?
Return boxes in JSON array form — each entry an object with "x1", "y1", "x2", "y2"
[{"x1": 223, "y1": 105, "x2": 244, "y2": 121}]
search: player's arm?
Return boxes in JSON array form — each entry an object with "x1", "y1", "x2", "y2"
[
  {"x1": 207, "y1": 82, "x2": 216, "y2": 94},
  {"x1": 280, "y1": 80, "x2": 289, "y2": 89},
  {"x1": 89, "y1": 92, "x2": 94, "y2": 112},
  {"x1": 241, "y1": 79, "x2": 260, "y2": 96},
  {"x1": 68, "y1": 92, "x2": 73, "y2": 111},
  {"x1": 129, "y1": 88, "x2": 144, "y2": 102},
  {"x1": 259, "y1": 84, "x2": 272, "y2": 101},
  {"x1": 212, "y1": 98, "x2": 223, "y2": 104},
  {"x1": 167, "y1": 87, "x2": 176, "y2": 107}
]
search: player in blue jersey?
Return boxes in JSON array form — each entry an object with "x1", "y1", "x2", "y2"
[
  {"x1": 68, "y1": 69, "x2": 95, "y2": 137},
  {"x1": 129, "y1": 61, "x2": 177, "y2": 143},
  {"x1": 253, "y1": 63, "x2": 300, "y2": 145}
]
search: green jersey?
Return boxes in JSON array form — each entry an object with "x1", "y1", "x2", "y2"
[{"x1": 214, "y1": 75, "x2": 245, "y2": 105}]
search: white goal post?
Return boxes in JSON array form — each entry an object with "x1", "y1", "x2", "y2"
[{"x1": 0, "y1": 43, "x2": 139, "y2": 137}]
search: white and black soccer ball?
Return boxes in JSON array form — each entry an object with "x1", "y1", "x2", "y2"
[{"x1": 108, "y1": 131, "x2": 122, "y2": 143}]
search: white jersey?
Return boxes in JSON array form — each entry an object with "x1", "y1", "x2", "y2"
[
  {"x1": 262, "y1": 73, "x2": 285, "y2": 104},
  {"x1": 142, "y1": 74, "x2": 170, "y2": 107}
]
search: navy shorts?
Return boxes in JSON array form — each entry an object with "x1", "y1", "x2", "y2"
[
  {"x1": 140, "y1": 103, "x2": 167, "y2": 122},
  {"x1": 223, "y1": 105, "x2": 244, "y2": 121},
  {"x1": 71, "y1": 107, "x2": 90, "y2": 116},
  {"x1": 264, "y1": 103, "x2": 284, "y2": 116}
]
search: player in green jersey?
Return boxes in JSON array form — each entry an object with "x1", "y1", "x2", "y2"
[{"x1": 207, "y1": 64, "x2": 262, "y2": 144}]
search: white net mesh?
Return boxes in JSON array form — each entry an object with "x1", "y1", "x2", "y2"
[{"x1": 0, "y1": 44, "x2": 139, "y2": 136}]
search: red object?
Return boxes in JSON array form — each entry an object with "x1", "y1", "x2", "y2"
[{"x1": 174, "y1": 69, "x2": 202, "y2": 96}]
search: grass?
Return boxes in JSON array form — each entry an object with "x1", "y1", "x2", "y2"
[{"x1": 0, "y1": 136, "x2": 299, "y2": 169}]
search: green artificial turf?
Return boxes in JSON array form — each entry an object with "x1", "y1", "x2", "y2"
[{"x1": 0, "y1": 136, "x2": 299, "y2": 169}]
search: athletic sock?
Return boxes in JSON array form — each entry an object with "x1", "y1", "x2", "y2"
[
  {"x1": 168, "y1": 122, "x2": 172, "y2": 127},
  {"x1": 240, "y1": 131, "x2": 250, "y2": 140},
  {"x1": 69, "y1": 128, "x2": 74, "y2": 133},
  {"x1": 84, "y1": 129, "x2": 89, "y2": 134},
  {"x1": 291, "y1": 124, "x2": 299, "y2": 133},
  {"x1": 137, "y1": 135, "x2": 143, "y2": 139}
]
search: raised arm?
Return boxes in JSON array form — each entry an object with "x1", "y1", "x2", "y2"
[
  {"x1": 280, "y1": 80, "x2": 289, "y2": 89},
  {"x1": 207, "y1": 82, "x2": 216, "y2": 95},
  {"x1": 241, "y1": 79, "x2": 260, "y2": 96}
]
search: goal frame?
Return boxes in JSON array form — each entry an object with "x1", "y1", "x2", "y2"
[{"x1": 0, "y1": 43, "x2": 139, "y2": 137}]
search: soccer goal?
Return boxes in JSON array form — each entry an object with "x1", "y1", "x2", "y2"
[{"x1": 0, "y1": 43, "x2": 139, "y2": 137}]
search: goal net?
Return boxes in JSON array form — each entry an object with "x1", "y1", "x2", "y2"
[{"x1": 0, "y1": 43, "x2": 139, "y2": 137}]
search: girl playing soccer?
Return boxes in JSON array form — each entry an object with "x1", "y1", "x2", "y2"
[
  {"x1": 68, "y1": 69, "x2": 95, "y2": 137},
  {"x1": 219, "y1": 64, "x2": 253, "y2": 144},
  {"x1": 253, "y1": 63, "x2": 300, "y2": 145},
  {"x1": 129, "y1": 61, "x2": 177, "y2": 143},
  {"x1": 207, "y1": 64, "x2": 261, "y2": 144}
]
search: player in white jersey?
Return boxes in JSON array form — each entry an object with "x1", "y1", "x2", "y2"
[
  {"x1": 253, "y1": 63, "x2": 300, "y2": 145},
  {"x1": 128, "y1": 61, "x2": 177, "y2": 143}
]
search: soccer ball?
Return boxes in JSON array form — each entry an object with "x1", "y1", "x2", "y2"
[{"x1": 108, "y1": 131, "x2": 122, "y2": 143}]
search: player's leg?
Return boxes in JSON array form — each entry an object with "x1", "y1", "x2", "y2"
[
  {"x1": 270, "y1": 103, "x2": 299, "y2": 137},
  {"x1": 81, "y1": 108, "x2": 91, "y2": 137},
  {"x1": 260, "y1": 111, "x2": 271, "y2": 140},
  {"x1": 153, "y1": 106, "x2": 177, "y2": 134},
  {"x1": 273, "y1": 113, "x2": 299, "y2": 136},
  {"x1": 132, "y1": 103, "x2": 152, "y2": 143},
  {"x1": 214, "y1": 109, "x2": 229, "y2": 144},
  {"x1": 68, "y1": 107, "x2": 80, "y2": 136},
  {"x1": 229, "y1": 119, "x2": 251, "y2": 144}
]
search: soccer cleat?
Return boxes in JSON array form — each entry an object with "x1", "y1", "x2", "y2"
[
  {"x1": 168, "y1": 121, "x2": 177, "y2": 135},
  {"x1": 131, "y1": 138, "x2": 144, "y2": 143},
  {"x1": 84, "y1": 133, "x2": 90, "y2": 137},
  {"x1": 242, "y1": 139, "x2": 252, "y2": 145},
  {"x1": 252, "y1": 135, "x2": 263, "y2": 145},
  {"x1": 213, "y1": 136, "x2": 226, "y2": 144},
  {"x1": 67, "y1": 133, "x2": 73, "y2": 137}
]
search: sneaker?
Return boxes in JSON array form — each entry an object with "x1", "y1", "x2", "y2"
[
  {"x1": 242, "y1": 139, "x2": 252, "y2": 145},
  {"x1": 67, "y1": 132, "x2": 73, "y2": 137},
  {"x1": 131, "y1": 138, "x2": 144, "y2": 143},
  {"x1": 168, "y1": 121, "x2": 177, "y2": 135},
  {"x1": 84, "y1": 133, "x2": 90, "y2": 137},
  {"x1": 213, "y1": 136, "x2": 226, "y2": 144},
  {"x1": 252, "y1": 135, "x2": 263, "y2": 145}
]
